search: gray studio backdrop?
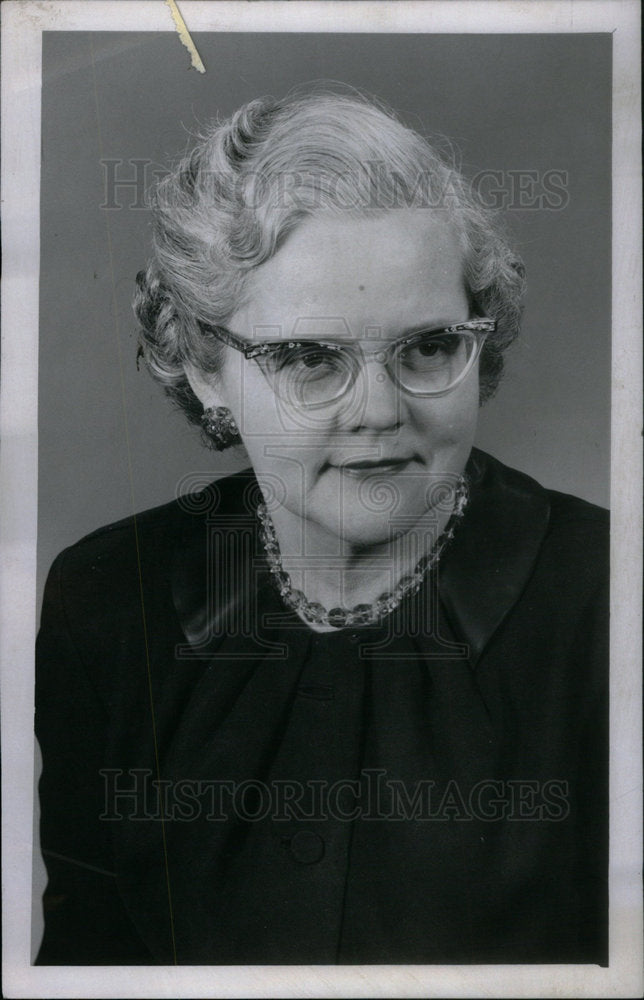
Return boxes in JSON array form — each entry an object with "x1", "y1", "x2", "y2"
[{"x1": 38, "y1": 30, "x2": 611, "y2": 610}]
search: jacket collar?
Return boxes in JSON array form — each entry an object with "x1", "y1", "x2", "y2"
[
  {"x1": 171, "y1": 469, "x2": 269, "y2": 657},
  {"x1": 171, "y1": 450, "x2": 551, "y2": 665},
  {"x1": 438, "y1": 448, "x2": 551, "y2": 665}
]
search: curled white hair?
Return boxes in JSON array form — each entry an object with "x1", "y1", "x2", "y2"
[{"x1": 134, "y1": 90, "x2": 526, "y2": 426}]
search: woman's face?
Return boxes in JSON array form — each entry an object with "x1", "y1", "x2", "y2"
[{"x1": 192, "y1": 210, "x2": 480, "y2": 550}]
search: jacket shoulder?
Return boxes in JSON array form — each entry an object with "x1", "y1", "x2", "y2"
[
  {"x1": 55, "y1": 469, "x2": 254, "y2": 558},
  {"x1": 470, "y1": 448, "x2": 608, "y2": 528},
  {"x1": 45, "y1": 469, "x2": 258, "y2": 605},
  {"x1": 442, "y1": 449, "x2": 608, "y2": 664},
  {"x1": 546, "y1": 487, "x2": 609, "y2": 527},
  {"x1": 469, "y1": 447, "x2": 608, "y2": 589}
]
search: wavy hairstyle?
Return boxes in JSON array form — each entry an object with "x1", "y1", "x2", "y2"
[{"x1": 134, "y1": 90, "x2": 526, "y2": 427}]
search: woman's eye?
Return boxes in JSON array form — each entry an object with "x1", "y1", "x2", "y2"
[
  {"x1": 416, "y1": 341, "x2": 441, "y2": 358},
  {"x1": 299, "y1": 349, "x2": 335, "y2": 370},
  {"x1": 401, "y1": 334, "x2": 459, "y2": 366},
  {"x1": 420, "y1": 335, "x2": 458, "y2": 355},
  {"x1": 272, "y1": 345, "x2": 339, "y2": 372}
]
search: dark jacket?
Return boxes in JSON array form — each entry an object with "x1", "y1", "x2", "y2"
[{"x1": 35, "y1": 449, "x2": 608, "y2": 965}]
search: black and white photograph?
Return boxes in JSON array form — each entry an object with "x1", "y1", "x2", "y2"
[{"x1": 1, "y1": 1, "x2": 642, "y2": 997}]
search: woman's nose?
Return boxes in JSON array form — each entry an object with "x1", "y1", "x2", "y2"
[{"x1": 345, "y1": 356, "x2": 402, "y2": 431}]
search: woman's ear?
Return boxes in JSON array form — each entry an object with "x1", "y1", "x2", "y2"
[
  {"x1": 184, "y1": 363, "x2": 227, "y2": 411},
  {"x1": 185, "y1": 363, "x2": 243, "y2": 452}
]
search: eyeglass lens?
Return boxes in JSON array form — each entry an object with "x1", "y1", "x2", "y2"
[{"x1": 257, "y1": 332, "x2": 479, "y2": 407}]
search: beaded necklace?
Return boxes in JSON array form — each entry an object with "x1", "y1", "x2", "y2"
[{"x1": 257, "y1": 476, "x2": 469, "y2": 629}]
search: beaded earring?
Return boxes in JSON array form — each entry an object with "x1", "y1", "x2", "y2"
[{"x1": 200, "y1": 406, "x2": 242, "y2": 451}]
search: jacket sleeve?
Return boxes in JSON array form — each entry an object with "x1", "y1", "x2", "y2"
[{"x1": 35, "y1": 550, "x2": 152, "y2": 964}]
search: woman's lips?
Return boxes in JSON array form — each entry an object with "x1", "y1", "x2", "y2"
[{"x1": 335, "y1": 457, "x2": 414, "y2": 476}]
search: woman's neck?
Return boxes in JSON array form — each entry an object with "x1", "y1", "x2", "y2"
[{"x1": 266, "y1": 501, "x2": 454, "y2": 613}]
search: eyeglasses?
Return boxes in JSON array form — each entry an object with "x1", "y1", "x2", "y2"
[{"x1": 200, "y1": 318, "x2": 495, "y2": 409}]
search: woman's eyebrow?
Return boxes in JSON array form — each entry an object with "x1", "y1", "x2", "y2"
[
  {"x1": 251, "y1": 319, "x2": 461, "y2": 345},
  {"x1": 395, "y1": 319, "x2": 464, "y2": 338}
]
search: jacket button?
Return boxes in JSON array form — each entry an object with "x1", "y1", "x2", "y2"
[{"x1": 288, "y1": 830, "x2": 325, "y2": 865}]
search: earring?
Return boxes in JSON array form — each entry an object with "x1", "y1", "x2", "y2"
[{"x1": 200, "y1": 406, "x2": 242, "y2": 451}]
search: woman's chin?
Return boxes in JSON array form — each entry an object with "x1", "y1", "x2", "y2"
[
  {"x1": 301, "y1": 468, "x2": 449, "y2": 551},
  {"x1": 309, "y1": 506, "x2": 439, "y2": 553}
]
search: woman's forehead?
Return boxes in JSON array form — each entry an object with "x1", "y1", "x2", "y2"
[{"x1": 230, "y1": 210, "x2": 467, "y2": 338}]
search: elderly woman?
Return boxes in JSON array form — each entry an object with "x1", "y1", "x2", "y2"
[{"x1": 35, "y1": 92, "x2": 608, "y2": 965}]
